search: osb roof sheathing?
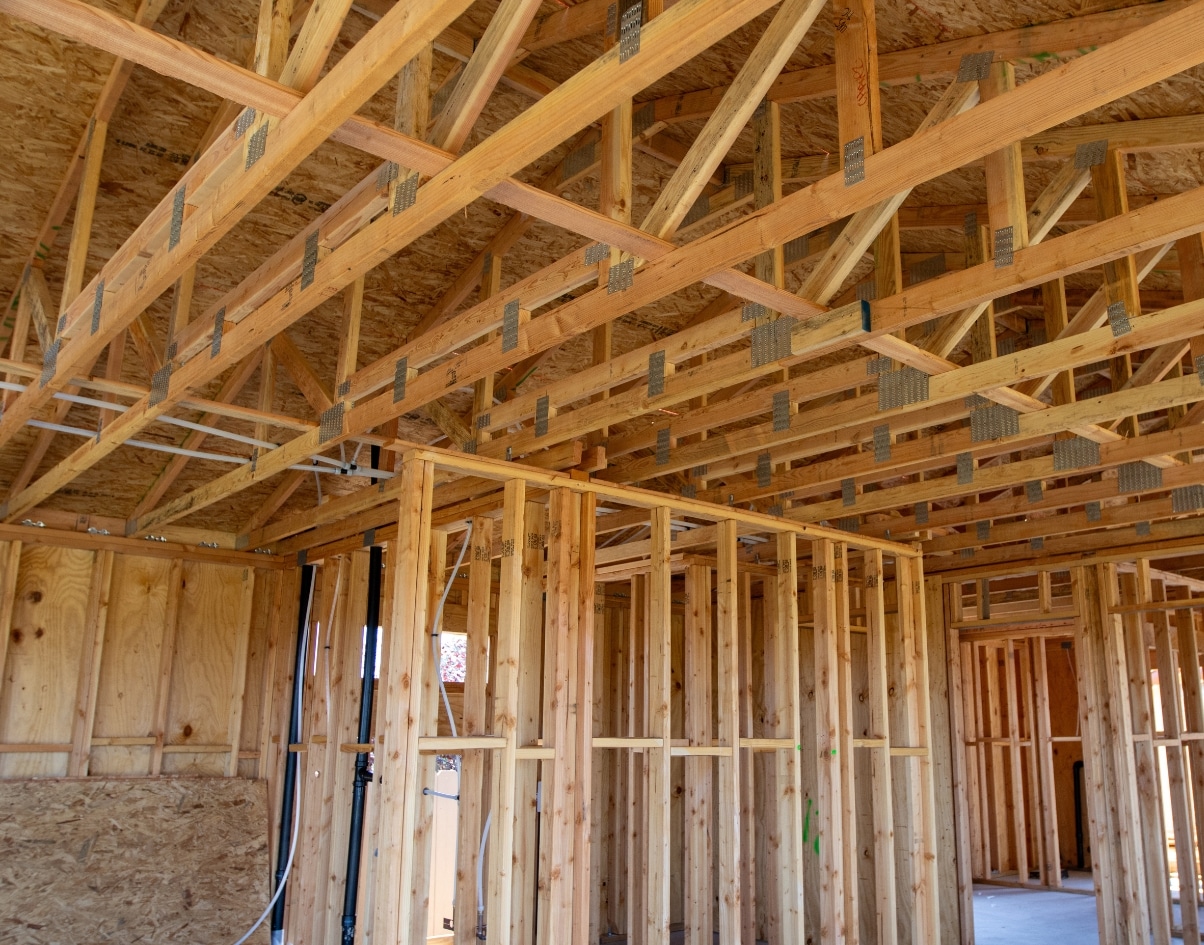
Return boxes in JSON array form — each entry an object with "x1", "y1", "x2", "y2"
[{"x1": 0, "y1": 0, "x2": 1200, "y2": 532}]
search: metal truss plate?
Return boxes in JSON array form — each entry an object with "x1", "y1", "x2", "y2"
[
  {"x1": 1074, "y1": 139, "x2": 1108, "y2": 169},
  {"x1": 1173, "y1": 484, "x2": 1204, "y2": 513},
  {"x1": 393, "y1": 172, "x2": 419, "y2": 215},
  {"x1": 1026, "y1": 480, "x2": 1044, "y2": 503},
  {"x1": 915, "y1": 501, "x2": 929, "y2": 525},
  {"x1": 91, "y1": 280, "x2": 104, "y2": 335},
  {"x1": 957, "y1": 50, "x2": 994, "y2": 82},
  {"x1": 867, "y1": 357, "x2": 892, "y2": 376},
  {"x1": 680, "y1": 483, "x2": 696, "y2": 499},
  {"x1": 647, "y1": 350, "x2": 666, "y2": 396},
  {"x1": 584, "y1": 242, "x2": 610, "y2": 265},
  {"x1": 392, "y1": 357, "x2": 409, "y2": 403},
  {"x1": 960, "y1": 548, "x2": 975, "y2": 558},
  {"x1": 773, "y1": 390, "x2": 791, "y2": 432},
  {"x1": 476, "y1": 412, "x2": 491, "y2": 430},
  {"x1": 39, "y1": 339, "x2": 60, "y2": 388},
  {"x1": 318, "y1": 402, "x2": 344, "y2": 443},
  {"x1": 838, "y1": 517, "x2": 859, "y2": 533},
  {"x1": 170, "y1": 187, "x2": 185, "y2": 251},
  {"x1": 502, "y1": 299, "x2": 520, "y2": 353},
  {"x1": 302, "y1": 230, "x2": 319, "y2": 290},
  {"x1": 970, "y1": 403, "x2": 1021, "y2": 442},
  {"x1": 1117, "y1": 460, "x2": 1162, "y2": 493},
  {"x1": 768, "y1": 504, "x2": 784, "y2": 518},
  {"x1": 873, "y1": 423, "x2": 891, "y2": 463},
  {"x1": 234, "y1": 107, "x2": 256, "y2": 139},
  {"x1": 1086, "y1": 501, "x2": 1102, "y2": 522},
  {"x1": 742, "y1": 301, "x2": 768, "y2": 323},
  {"x1": 618, "y1": 0, "x2": 641, "y2": 62},
  {"x1": 563, "y1": 139, "x2": 596, "y2": 179},
  {"x1": 909, "y1": 254, "x2": 946, "y2": 285},
  {"x1": 855, "y1": 280, "x2": 877, "y2": 303},
  {"x1": 535, "y1": 395, "x2": 550, "y2": 437},
  {"x1": 756, "y1": 452, "x2": 771, "y2": 488},
  {"x1": 211, "y1": 308, "x2": 225, "y2": 358},
  {"x1": 632, "y1": 101, "x2": 656, "y2": 137},
  {"x1": 1053, "y1": 435, "x2": 1100, "y2": 471},
  {"x1": 693, "y1": 465, "x2": 708, "y2": 478},
  {"x1": 957, "y1": 451, "x2": 974, "y2": 484},
  {"x1": 148, "y1": 362, "x2": 172, "y2": 407},
  {"x1": 462, "y1": 439, "x2": 477, "y2": 455},
  {"x1": 733, "y1": 170, "x2": 754, "y2": 200},
  {"x1": 1106, "y1": 300, "x2": 1132, "y2": 336},
  {"x1": 843, "y1": 136, "x2": 865, "y2": 186},
  {"x1": 377, "y1": 161, "x2": 399, "y2": 190},
  {"x1": 878, "y1": 366, "x2": 930, "y2": 411},
  {"x1": 997, "y1": 337, "x2": 1017, "y2": 357},
  {"x1": 1136, "y1": 521, "x2": 1152, "y2": 537},
  {"x1": 784, "y1": 235, "x2": 809, "y2": 264},
  {"x1": 976, "y1": 521, "x2": 990, "y2": 541},
  {"x1": 1030, "y1": 537, "x2": 1044, "y2": 551},
  {"x1": 363, "y1": 528, "x2": 376, "y2": 548},
  {"x1": 841, "y1": 478, "x2": 856, "y2": 506},
  {"x1": 994, "y1": 226, "x2": 1014, "y2": 267},
  {"x1": 963, "y1": 211, "x2": 978, "y2": 238},
  {"x1": 655, "y1": 428, "x2": 670, "y2": 466},
  {"x1": 608, "y1": 257, "x2": 634, "y2": 293},
  {"x1": 1196, "y1": 354, "x2": 1204, "y2": 384},
  {"x1": 682, "y1": 194, "x2": 710, "y2": 227},
  {"x1": 964, "y1": 393, "x2": 989, "y2": 409},
  {"x1": 245, "y1": 122, "x2": 268, "y2": 169}
]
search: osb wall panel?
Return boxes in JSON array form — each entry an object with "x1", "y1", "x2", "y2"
[
  {"x1": 0, "y1": 777, "x2": 270, "y2": 944},
  {"x1": 0, "y1": 540, "x2": 288, "y2": 780}
]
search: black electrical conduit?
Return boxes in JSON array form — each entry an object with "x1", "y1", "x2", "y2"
[
  {"x1": 271, "y1": 563, "x2": 316, "y2": 945},
  {"x1": 340, "y1": 540, "x2": 384, "y2": 944}
]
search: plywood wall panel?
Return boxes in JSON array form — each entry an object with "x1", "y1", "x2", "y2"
[
  {"x1": 163, "y1": 563, "x2": 253, "y2": 776},
  {"x1": 0, "y1": 544, "x2": 94, "y2": 777},
  {"x1": 90, "y1": 554, "x2": 173, "y2": 777}
]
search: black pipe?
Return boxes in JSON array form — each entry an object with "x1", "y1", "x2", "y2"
[
  {"x1": 340, "y1": 542, "x2": 384, "y2": 945},
  {"x1": 1073, "y1": 759, "x2": 1085, "y2": 870},
  {"x1": 272, "y1": 564, "x2": 316, "y2": 945}
]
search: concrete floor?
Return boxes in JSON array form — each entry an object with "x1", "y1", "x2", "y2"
[{"x1": 973, "y1": 884, "x2": 1099, "y2": 945}]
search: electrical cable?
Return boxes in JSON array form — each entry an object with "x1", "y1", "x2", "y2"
[{"x1": 230, "y1": 774, "x2": 302, "y2": 945}]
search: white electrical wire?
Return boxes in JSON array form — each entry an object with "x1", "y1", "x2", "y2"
[
  {"x1": 230, "y1": 774, "x2": 301, "y2": 945},
  {"x1": 433, "y1": 522, "x2": 473, "y2": 739},
  {"x1": 476, "y1": 810, "x2": 492, "y2": 923}
]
